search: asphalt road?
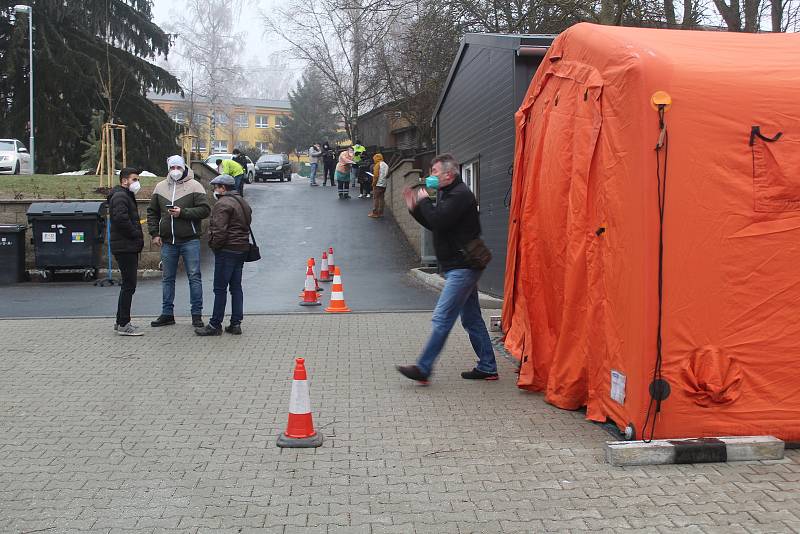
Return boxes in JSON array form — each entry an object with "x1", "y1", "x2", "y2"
[{"x1": 0, "y1": 177, "x2": 440, "y2": 319}]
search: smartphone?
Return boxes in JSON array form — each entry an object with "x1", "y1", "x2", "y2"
[{"x1": 165, "y1": 204, "x2": 174, "y2": 210}]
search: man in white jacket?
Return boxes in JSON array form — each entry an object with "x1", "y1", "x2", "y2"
[{"x1": 308, "y1": 143, "x2": 322, "y2": 186}]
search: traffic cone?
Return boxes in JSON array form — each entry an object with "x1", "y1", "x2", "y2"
[
  {"x1": 299, "y1": 263, "x2": 321, "y2": 306},
  {"x1": 310, "y1": 257, "x2": 323, "y2": 292},
  {"x1": 325, "y1": 266, "x2": 351, "y2": 313},
  {"x1": 319, "y1": 251, "x2": 332, "y2": 282},
  {"x1": 327, "y1": 247, "x2": 335, "y2": 276},
  {"x1": 276, "y1": 358, "x2": 323, "y2": 448}
]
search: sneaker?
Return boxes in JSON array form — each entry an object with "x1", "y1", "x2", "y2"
[
  {"x1": 194, "y1": 324, "x2": 222, "y2": 336},
  {"x1": 117, "y1": 323, "x2": 144, "y2": 336},
  {"x1": 358, "y1": 194, "x2": 364, "y2": 198},
  {"x1": 192, "y1": 315, "x2": 204, "y2": 328},
  {"x1": 225, "y1": 324, "x2": 242, "y2": 335},
  {"x1": 368, "y1": 212, "x2": 378, "y2": 218},
  {"x1": 344, "y1": 194, "x2": 351, "y2": 199},
  {"x1": 461, "y1": 368, "x2": 499, "y2": 380},
  {"x1": 366, "y1": 194, "x2": 371, "y2": 198},
  {"x1": 113, "y1": 323, "x2": 118, "y2": 332},
  {"x1": 397, "y1": 365, "x2": 430, "y2": 384},
  {"x1": 311, "y1": 183, "x2": 319, "y2": 186},
  {"x1": 150, "y1": 314, "x2": 175, "y2": 327}
]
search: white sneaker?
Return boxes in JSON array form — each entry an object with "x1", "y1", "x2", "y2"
[
  {"x1": 366, "y1": 194, "x2": 371, "y2": 198},
  {"x1": 358, "y1": 194, "x2": 364, "y2": 198},
  {"x1": 117, "y1": 323, "x2": 144, "y2": 336}
]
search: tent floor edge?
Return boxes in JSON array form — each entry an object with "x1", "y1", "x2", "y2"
[{"x1": 276, "y1": 433, "x2": 324, "y2": 448}]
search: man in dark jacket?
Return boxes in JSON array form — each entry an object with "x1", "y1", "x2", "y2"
[
  {"x1": 322, "y1": 142, "x2": 336, "y2": 187},
  {"x1": 108, "y1": 167, "x2": 145, "y2": 336},
  {"x1": 196, "y1": 174, "x2": 253, "y2": 336},
  {"x1": 147, "y1": 155, "x2": 211, "y2": 328},
  {"x1": 397, "y1": 153, "x2": 498, "y2": 383},
  {"x1": 232, "y1": 148, "x2": 248, "y2": 196}
]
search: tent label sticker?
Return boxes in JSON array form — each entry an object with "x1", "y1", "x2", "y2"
[
  {"x1": 610, "y1": 370, "x2": 626, "y2": 404},
  {"x1": 71, "y1": 232, "x2": 85, "y2": 243},
  {"x1": 42, "y1": 232, "x2": 56, "y2": 243}
]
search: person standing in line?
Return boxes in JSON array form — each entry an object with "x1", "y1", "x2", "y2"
[
  {"x1": 336, "y1": 147, "x2": 354, "y2": 199},
  {"x1": 195, "y1": 174, "x2": 253, "y2": 336},
  {"x1": 217, "y1": 157, "x2": 245, "y2": 197},
  {"x1": 231, "y1": 149, "x2": 248, "y2": 196},
  {"x1": 351, "y1": 140, "x2": 365, "y2": 188},
  {"x1": 308, "y1": 143, "x2": 322, "y2": 186},
  {"x1": 147, "y1": 155, "x2": 211, "y2": 329},
  {"x1": 322, "y1": 142, "x2": 337, "y2": 187},
  {"x1": 397, "y1": 153, "x2": 498, "y2": 383},
  {"x1": 108, "y1": 167, "x2": 145, "y2": 336},
  {"x1": 369, "y1": 153, "x2": 389, "y2": 218}
]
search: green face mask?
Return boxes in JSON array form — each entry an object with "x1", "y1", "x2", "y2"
[{"x1": 425, "y1": 175, "x2": 439, "y2": 190}]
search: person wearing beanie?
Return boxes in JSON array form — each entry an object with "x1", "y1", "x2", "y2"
[
  {"x1": 369, "y1": 153, "x2": 389, "y2": 218},
  {"x1": 147, "y1": 155, "x2": 212, "y2": 329}
]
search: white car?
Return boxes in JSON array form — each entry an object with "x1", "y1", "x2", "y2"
[
  {"x1": 204, "y1": 153, "x2": 255, "y2": 183},
  {"x1": 0, "y1": 139, "x2": 33, "y2": 175}
]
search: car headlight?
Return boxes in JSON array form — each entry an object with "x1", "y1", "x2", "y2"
[
  {"x1": 0, "y1": 156, "x2": 9, "y2": 161},
  {"x1": 275, "y1": 165, "x2": 283, "y2": 170}
]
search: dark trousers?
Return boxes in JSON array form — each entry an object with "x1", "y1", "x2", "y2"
[
  {"x1": 337, "y1": 180, "x2": 350, "y2": 197},
  {"x1": 114, "y1": 252, "x2": 139, "y2": 326},
  {"x1": 210, "y1": 249, "x2": 246, "y2": 328},
  {"x1": 360, "y1": 180, "x2": 372, "y2": 196},
  {"x1": 323, "y1": 163, "x2": 336, "y2": 186}
]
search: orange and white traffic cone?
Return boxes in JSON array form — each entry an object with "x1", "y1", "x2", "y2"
[
  {"x1": 325, "y1": 266, "x2": 351, "y2": 313},
  {"x1": 299, "y1": 263, "x2": 321, "y2": 306},
  {"x1": 276, "y1": 358, "x2": 323, "y2": 448},
  {"x1": 319, "y1": 251, "x2": 332, "y2": 282},
  {"x1": 327, "y1": 247, "x2": 335, "y2": 276},
  {"x1": 310, "y1": 257, "x2": 323, "y2": 292}
]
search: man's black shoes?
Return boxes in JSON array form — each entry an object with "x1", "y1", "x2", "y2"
[
  {"x1": 461, "y1": 368, "x2": 499, "y2": 381},
  {"x1": 397, "y1": 365, "x2": 430, "y2": 384},
  {"x1": 192, "y1": 315, "x2": 204, "y2": 328},
  {"x1": 225, "y1": 324, "x2": 242, "y2": 335},
  {"x1": 150, "y1": 315, "x2": 175, "y2": 327},
  {"x1": 194, "y1": 324, "x2": 221, "y2": 336}
]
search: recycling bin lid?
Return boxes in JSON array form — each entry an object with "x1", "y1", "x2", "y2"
[
  {"x1": 26, "y1": 201, "x2": 105, "y2": 217},
  {"x1": 0, "y1": 224, "x2": 27, "y2": 232}
]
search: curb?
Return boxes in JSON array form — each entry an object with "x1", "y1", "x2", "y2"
[
  {"x1": 605, "y1": 436, "x2": 785, "y2": 466},
  {"x1": 409, "y1": 268, "x2": 503, "y2": 309}
]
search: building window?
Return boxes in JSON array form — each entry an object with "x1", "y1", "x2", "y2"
[
  {"x1": 193, "y1": 113, "x2": 206, "y2": 125},
  {"x1": 212, "y1": 140, "x2": 228, "y2": 153},
  {"x1": 171, "y1": 111, "x2": 186, "y2": 124},
  {"x1": 235, "y1": 140, "x2": 246, "y2": 149},
  {"x1": 235, "y1": 113, "x2": 248, "y2": 128},
  {"x1": 255, "y1": 115, "x2": 268, "y2": 129},
  {"x1": 256, "y1": 142, "x2": 270, "y2": 153},
  {"x1": 274, "y1": 117, "x2": 283, "y2": 129},
  {"x1": 214, "y1": 112, "x2": 228, "y2": 125},
  {"x1": 461, "y1": 158, "x2": 479, "y2": 207},
  {"x1": 192, "y1": 139, "x2": 207, "y2": 153}
]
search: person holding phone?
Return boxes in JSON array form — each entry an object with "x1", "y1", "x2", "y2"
[{"x1": 147, "y1": 155, "x2": 211, "y2": 329}]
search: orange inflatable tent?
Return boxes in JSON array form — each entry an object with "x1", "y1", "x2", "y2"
[{"x1": 503, "y1": 23, "x2": 800, "y2": 442}]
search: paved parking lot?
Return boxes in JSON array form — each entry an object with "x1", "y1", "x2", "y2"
[{"x1": 1, "y1": 313, "x2": 798, "y2": 533}]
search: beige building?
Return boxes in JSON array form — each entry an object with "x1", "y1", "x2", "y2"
[{"x1": 148, "y1": 92, "x2": 291, "y2": 158}]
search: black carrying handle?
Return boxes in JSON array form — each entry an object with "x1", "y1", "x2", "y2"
[
  {"x1": 228, "y1": 194, "x2": 257, "y2": 246},
  {"x1": 749, "y1": 125, "x2": 783, "y2": 147}
]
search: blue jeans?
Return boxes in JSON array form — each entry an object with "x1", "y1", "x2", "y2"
[
  {"x1": 161, "y1": 239, "x2": 203, "y2": 316},
  {"x1": 309, "y1": 162, "x2": 318, "y2": 184},
  {"x1": 210, "y1": 249, "x2": 246, "y2": 328},
  {"x1": 416, "y1": 268, "x2": 497, "y2": 376}
]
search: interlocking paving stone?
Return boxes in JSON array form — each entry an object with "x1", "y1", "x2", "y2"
[{"x1": 0, "y1": 313, "x2": 798, "y2": 533}]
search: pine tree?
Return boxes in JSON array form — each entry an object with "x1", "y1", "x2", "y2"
[
  {"x1": 0, "y1": 0, "x2": 182, "y2": 173},
  {"x1": 278, "y1": 70, "x2": 340, "y2": 153}
]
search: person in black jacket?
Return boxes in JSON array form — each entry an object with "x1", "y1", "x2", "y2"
[
  {"x1": 108, "y1": 167, "x2": 145, "y2": 336},
  {"x1": 397, "y1": 154, "x2": 498, "y2": 383},
  {"x1": 232, "y1": 149, "x2": 248, "y2": 196},
  {"x1": 321, "y1": 142, "x2": 336, "y2": 187}
]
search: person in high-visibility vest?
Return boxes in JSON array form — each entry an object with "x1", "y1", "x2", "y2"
[
  {"x1": 216, "y1": 158, "x2": 245, "y2": 196},
  {"x1": 351, "y1": 141, "x2": 365, "y2": 187}
]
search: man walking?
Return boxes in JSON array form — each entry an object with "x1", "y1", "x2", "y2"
[
  {"x1": 308, "y1": 143, "x2": 322, "y2": 186},
  {"x1": 397, "y1": 153, "x2": 498, "y2": 383},
  {"x1": 196, "y1": 174, "x2": 253, "y2": 336},
  {"x1": 322, "y1": 142, "x2": 336, "y2": 186},
  {"x1": 148, "y1": 155, "x2": 211, "y2": 329},
  {"x1": 108, "y1": 167, "x2": 145, "y2": 336}
]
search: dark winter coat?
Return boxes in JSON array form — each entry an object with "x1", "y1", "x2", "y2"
[
  {"x1": 209, "y1": 192, "x2": 253, "y2": 252},
  {"x1": 411, "y1": 176, "x2": 481, "y2": 272},
  {"x1": 108, "y1": 185, "x2": 144, "y2": 254}
]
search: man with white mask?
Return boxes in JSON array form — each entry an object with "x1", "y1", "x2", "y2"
[
  {"x1": 147, "y1": 155, "x2": 211, "y2": 329},
  {"x1": 108, "y1": 167, "x2": 145, "y2": 336}
]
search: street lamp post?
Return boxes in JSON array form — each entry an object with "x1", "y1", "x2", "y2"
[{"x1": 14, "y1": 4, "x2": 34, "y2": 173}]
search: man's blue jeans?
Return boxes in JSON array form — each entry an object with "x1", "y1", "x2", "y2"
[
  {"x1": 416, "y1": 268, "x2": 497, "y2": 376},
  {"x1": 309, "y1": 162, "x2": 318, "y2": 185},
  {"x1": 210, "y1": 249, "x2": 246, "y2": 328},
  {"x1": 161, "y1": 239, "x2": 203, "y2": 316}
]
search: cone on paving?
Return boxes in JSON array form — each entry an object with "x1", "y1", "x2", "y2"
[
  {"x1": 325, "y1": 266, "x2": 351, "y2": 313},
  {"x1": 327, "y1": 247, "x2": 335, "y2": 276},
  {"x1": 276, "y1": 358, "x2": 323, "y2": 448},
  {"x1": 310, "y1": 257, "x2": 323, "y2": 291},
  {"x1": 319, "y1": 251, "x2": 332, "y2": 282},
  {"x1": 299, "y1": 263, "x2": 321, "y2": 306}
]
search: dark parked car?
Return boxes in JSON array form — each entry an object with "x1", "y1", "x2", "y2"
[{"x1": 254, "y1": 153, "x2": 292, "y2": 182}]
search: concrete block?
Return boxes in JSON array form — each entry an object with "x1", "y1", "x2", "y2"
[{"x1": 605, "y1": 436, "x2": 784, "y2": 466}]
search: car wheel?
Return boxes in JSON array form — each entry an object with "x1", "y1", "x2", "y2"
[
  {"x1": 247, "y1": 172, "x2": 253, "y2": 184},
  {"x1": 13, "y1": 161, "x2": 19, "y2": 175},
  {"x1": 287, "y1": 173, "x2": 292, "y2": 182},
  {"x1": 279, "y1": 176, "x2": 284, "y2": 182}
]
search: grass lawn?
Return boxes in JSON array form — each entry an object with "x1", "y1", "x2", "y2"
[{"x1": 0, "y1": 174, "x2": 163, "y2": 200}]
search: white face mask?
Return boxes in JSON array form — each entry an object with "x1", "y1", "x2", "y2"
[
  {"x1": 213, "y1": 191, "x2": 221, "y2": 200},
  {"x1": 168, "y1": 168, "x2": 183, "y2": 180},
  {"x1": 128, "y1": 181, "x2": 141, "y2": 194}
]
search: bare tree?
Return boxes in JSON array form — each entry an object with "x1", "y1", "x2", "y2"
[
  {"x1": 263, "y1": 0, "x2": 410, "y2": 141},
  {"x1": 246, "y1": 53, "x2": 302, "y2": 101}
]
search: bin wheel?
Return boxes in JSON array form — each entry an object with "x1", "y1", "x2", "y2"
[
  {"x1": 42, "y1": 269, "x2": 54, "y2": 282},
  {"x1": 83, "y1": 269, "x2": 96, "y2": 282}
]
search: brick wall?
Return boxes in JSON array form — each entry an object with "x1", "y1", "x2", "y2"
[{"x1": 384, "y1": 159, "x2": 425, "y2": 256}]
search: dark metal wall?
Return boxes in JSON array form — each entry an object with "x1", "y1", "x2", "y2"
[{"x1": 436, "y1": 44, "x2": 543, "y2": 297}]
